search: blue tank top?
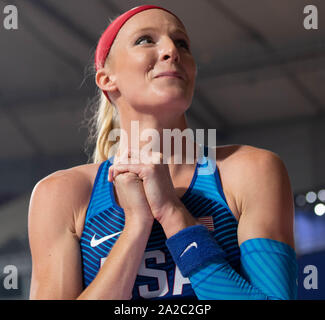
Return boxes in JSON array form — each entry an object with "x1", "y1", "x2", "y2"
[{"x1": 80, "y1": 146, "x2": 240, "y2": 300}]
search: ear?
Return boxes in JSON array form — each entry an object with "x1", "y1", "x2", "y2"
[{"x1": 95, "y1": 68, "x2": 118, "y2": 95}]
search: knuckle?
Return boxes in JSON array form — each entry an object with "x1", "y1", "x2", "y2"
[{"x1": 116, "y1": 172, "x2": 135, "y2": 184}]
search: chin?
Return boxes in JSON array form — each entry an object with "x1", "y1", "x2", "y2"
[
  {"x1": 154, "y1": 89, "x2": 191, "y2": 106},
  {"x1": 157, "y1": 96, "x2": 190, "y2": 112}
]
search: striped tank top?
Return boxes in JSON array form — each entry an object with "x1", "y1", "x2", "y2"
[{"x1": 80, "y1": 146, "x2": 240, "y2": 300}]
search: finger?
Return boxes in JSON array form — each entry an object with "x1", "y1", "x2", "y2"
[
  {"x1": 112, "y1": 163, "x2": 143, "y2": 179},
  {"x1": 112, "y1": 165, "x2": 130, "y2": 179},
  {"x1": 118, "y1": 147, "x2": 140, "y2": 164},
  {"x1": 108, "y1": 166, "x2": 114, "y2": 182},
  {"x1": 151, "y1": 151, "x2": 163, "y2": 164},
  {"x1": 120, "y1": 148, "x2": 131, "y2": 165},
  {"x1": 140, "y1": 149, "x2": 162, "y2": 163},
  {"x1": 129, "y1": 147, "x2": 141, "y2": 164},
  {"x1": 114, "y1": 148, "x2": 129, "y2": 165}
]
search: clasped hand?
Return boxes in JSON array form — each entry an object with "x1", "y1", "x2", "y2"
[{"x1": 108, "y1": 148, "x2": 183, "y2": 225}]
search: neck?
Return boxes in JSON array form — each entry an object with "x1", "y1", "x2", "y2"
[{"x1": 117, "y1": 113, "x2": 197, "y2": 166}]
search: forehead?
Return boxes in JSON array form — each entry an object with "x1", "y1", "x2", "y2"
[{"x1": 118, "y1": 9, "x2": 186, "y2": 38}]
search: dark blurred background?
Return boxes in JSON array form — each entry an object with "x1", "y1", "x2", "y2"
[{"x1": 0, "y1": 0, "x2": 324, "y2": 299}]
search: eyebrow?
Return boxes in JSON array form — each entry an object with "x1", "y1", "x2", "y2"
[{"x1": 131, "y1": 27, "x2": 189, "y2": 40}]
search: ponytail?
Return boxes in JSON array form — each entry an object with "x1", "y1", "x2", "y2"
[{"x1": 84, "y1": 90, "x2": 120, "y2": 163}]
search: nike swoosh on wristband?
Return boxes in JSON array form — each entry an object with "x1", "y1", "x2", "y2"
[
  {"x1": 90, "y1": 231, "x2": 122, "y2": 247},
  {"x1": 180, "y1": 242, "x2": 198, "y2": 257}
]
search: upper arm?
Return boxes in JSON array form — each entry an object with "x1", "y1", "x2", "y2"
[
  {"x1": 28, "y1": 171, "x2": 88, "y2": 299},
  {"x1": 234, "y1": 148, "x2": 295, "y2": 249}
]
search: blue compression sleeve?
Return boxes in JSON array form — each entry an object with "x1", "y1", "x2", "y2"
[
  {"x1": 166, "y1": 226, "x2": 298, "y2": 300},
  {"x1": 189, "y1": 238, "x2": 298, "y2": 300}
]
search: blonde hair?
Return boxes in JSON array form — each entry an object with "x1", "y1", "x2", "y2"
[
  {"x1": 83, "y1": 15, "x2": 125, "y2": 164},
  {"x1": 83, "y1": 89, "x2": 120, "y2": 164}
]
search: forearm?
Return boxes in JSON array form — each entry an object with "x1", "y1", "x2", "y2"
[
  {"x1": 188, "y1": 258, "x2": 268, "y2": 300},
  {"x1": 164, "y1": 223, "x2": 297, "y2": 300},
  {"x1": 159, "y1": 200, "x2": 199, "y2": 238},
  {"x1": 159, "y1": 204, "x2": 297, "y2": 300},
  {"x1": 77, "y1": 219, "x2": 152, "y2": 300},
  {"x1": 188, "y1": 237, "x2": 298, "y2": 300}
]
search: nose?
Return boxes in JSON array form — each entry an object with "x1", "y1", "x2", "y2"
[{"x1": 159, "y1": 37, "x2": 180, "y2": 63}]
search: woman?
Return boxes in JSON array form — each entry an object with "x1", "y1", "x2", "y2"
[{"x1": 28, "y1": 5, "x2": 297, "y2": 300}]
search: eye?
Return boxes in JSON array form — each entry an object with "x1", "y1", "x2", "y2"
[
  {"x1": 135, "y1": 35, "x2": 154, "y2": 45},
  {"x1": 175, "y1": 39, "x2": 190, "y2": 50}
]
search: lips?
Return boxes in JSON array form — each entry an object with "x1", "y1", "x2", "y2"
[{"x1": 154, "y1": 71, "x2": 185, "y2": 80}]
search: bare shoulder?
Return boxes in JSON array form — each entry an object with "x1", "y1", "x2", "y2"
[
  {"x1": 215, "y1": 144, "x2": 294, "y2": 246},
  {"x1": 29, "y1": 162, "x2": 101, "y2": 237},
  {"x1": 216, "y1": 144, "x2": 286, "y2": 184},
  {"x1": 214, "y1": 144, "x2": 276, "y2": 163},
  {"x1": 37, "y1": 162, "x2": 101, "y2": 188},
  {"x1": 214, "y1": 144, "x2": 287, "y2": 219}
]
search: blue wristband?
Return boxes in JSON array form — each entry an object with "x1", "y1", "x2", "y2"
[{"x1": 165, "y1": 225, "x2": 225, "y2": 277}]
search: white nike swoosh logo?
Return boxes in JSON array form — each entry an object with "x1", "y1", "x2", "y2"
[
  {"x1": 90, "y1": 231, "x2": 122, "y2": 247},
  {"x1": 180, "y1": 242, "x2": 198, "y2": 257}
]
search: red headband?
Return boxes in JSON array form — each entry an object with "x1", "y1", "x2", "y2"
[{"x1": 95, "y1": 5, "x2": 180, "y2": 101}]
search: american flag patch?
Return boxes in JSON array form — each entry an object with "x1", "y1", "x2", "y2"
[{"x1": 197, "y1": 216, "x2": 214, "y2": 231}]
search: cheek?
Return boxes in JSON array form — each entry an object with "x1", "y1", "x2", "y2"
[
  {"x1": 186, "y1": 57, "x2": 197, "y2": 83},
  {"x1": 118, "y1": 52, "x2": 155, "y2": 87},
  {"x1": 130, "y1": 51, "x2": 155, "y2": 73}
]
